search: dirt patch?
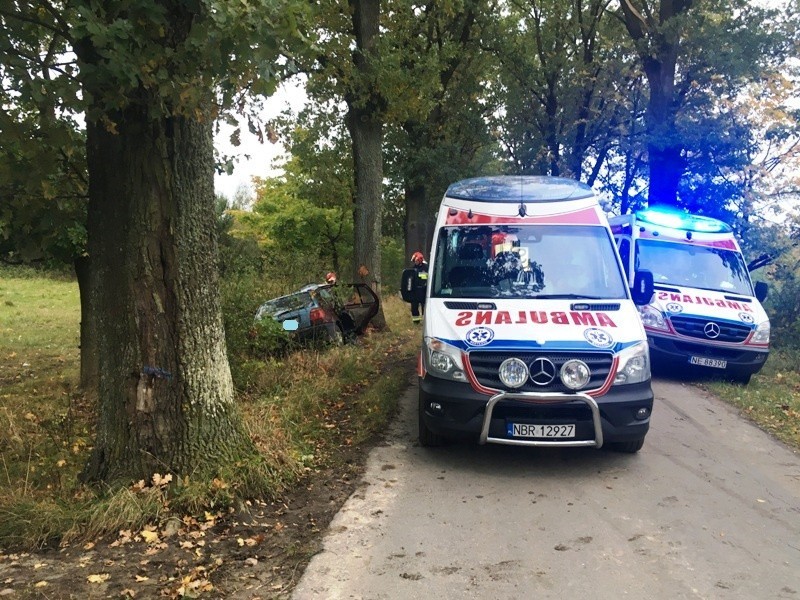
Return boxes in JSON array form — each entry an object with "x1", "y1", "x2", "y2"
[{"x1": 0, "y1": 410, "x2": 390, "y2": 599}]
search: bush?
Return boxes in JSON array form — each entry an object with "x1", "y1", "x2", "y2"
[{"x1": 763, "y1": 262, "x2": 800, "y2": 350}]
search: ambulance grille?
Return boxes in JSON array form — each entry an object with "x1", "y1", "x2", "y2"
[
  {"x1": 669, "y1": 316, "x2": 751, "y2": 343},
  {"x1": 468, "y1": 351, "x2": 613, "y2": 393}
]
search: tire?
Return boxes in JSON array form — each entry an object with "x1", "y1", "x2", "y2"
[
  {"x1": 418, "y1": 390, "x2": 444, "y2": 447},
  {"x1": 610, "y1": 437, "x2": 645, "y2": 453},
  {"x1": 729, "y1": 372, "x2": 751, "y2": 385}
]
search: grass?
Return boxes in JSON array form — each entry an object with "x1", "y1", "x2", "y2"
[
  {"x1": 704, "y1": 347, "x2": 800, "y2": 449},
  {"x1": 2, "y1": 264, "x2": 798, "y2": 549},
  {"x1": 0, "y1": 265, "x2": 420, "y2": 549}
]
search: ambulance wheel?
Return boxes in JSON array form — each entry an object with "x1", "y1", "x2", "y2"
[
  {"x1": 610, "y1": 437, "x2": 645, "y2": 453},
  {"x1": 729, "y1": 372, "x2": 751, "y2": 385},
  {"x1": 418, "y1": 391, "x2": 444, "y2": 447}
]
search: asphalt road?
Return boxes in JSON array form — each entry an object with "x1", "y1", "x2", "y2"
[{"x1": 292, "y1": 377, "x2": 800, "y2": 600}]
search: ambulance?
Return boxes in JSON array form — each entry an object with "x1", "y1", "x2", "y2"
[
  {"x1": 418, "y1": 176, "x2": 655, "y2": 452},
  {"x1": 609, "y1": 208, "x2": 770, "y2": 384}
]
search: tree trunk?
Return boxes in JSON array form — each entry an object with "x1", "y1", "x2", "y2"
[
  {"x1": 348, "y1": 0, "x2": 387, "y2": 330},
  {"x1": 618, "y1": 0, "x2": 691, "y2": 207},
  {"x1": 403, "y1": 180, "x2": 433, "y2": 267},
  {"x1": 74, "y1": 255, "x2": 99, "y2": 400},
  {"x1": 81, "y1": 102, "x2": 254, "y2": 483}
]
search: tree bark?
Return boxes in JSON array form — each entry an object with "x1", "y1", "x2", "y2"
[
  {"x1": 81, "y1": 101, "x2": 254, "y2": 483},
  {"x1": 74, "y1": 255, "x2": 99, "y2": 400},
  {"x1": 403, "y1": 180, "x2": 434, "y2": 266},
  {"x1": 347, "y1": 0, "x2": 387, "y2": 330}
]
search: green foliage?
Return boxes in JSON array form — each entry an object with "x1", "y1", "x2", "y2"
[
  {"x1": 762, "y1": 248, "x2": 800, "y2": 349},
  {"x1": 0, "y1": 105, "x2": 88, "y2": 266},
  {"x1": 248, "y1": 317, "x2": 293, "y2": 358},
  {"x1": 380, "y1": 237, "x2": 406, "y2": 295}
]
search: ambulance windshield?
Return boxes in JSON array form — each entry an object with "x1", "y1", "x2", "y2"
[
  {"x1": 431, "y1": 225, "x2": 628, "y2": 300},
  {"x1": 636, "y1": 240, "x2": 753, "y2": 295}
]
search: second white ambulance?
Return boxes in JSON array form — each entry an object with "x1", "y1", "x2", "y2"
[
  {"x1": 418, "y1": 176, "x2": 655, "y2": 452},
  {"x1": 609, "y1": 208, "x2": 770, "y2": 384}
]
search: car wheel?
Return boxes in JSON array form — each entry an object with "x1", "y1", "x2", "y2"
[
  {"x1": 418, "y1": 390, "x2": 444, "y2": 447},
  {"x1": 610, "y1": 437, "x2": 645, "y2": 453}
]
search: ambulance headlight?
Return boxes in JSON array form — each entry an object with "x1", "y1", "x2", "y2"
[
  {"x1": 499, "y1": 358, "x2": 529, "y2": 388},
  {"x1": 750, "y1": 321, "x2": 770, "y2": 344},
  {"x1": 424, "y1": 337, "x2": 466, "y2": 382},
  {"x1": 560, "y1": 360, "x2": 591, "y2": 390},
  {"x1": 613, "y1": 342, "x2": 651, "y2": 385},
  {"x1": 638, "y1": 304, "x2": 668, "y2": 331}
]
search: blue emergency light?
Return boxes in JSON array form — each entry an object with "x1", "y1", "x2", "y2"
[{"x1": 636, "y1": 208, "x2": 732, "y2": 234}]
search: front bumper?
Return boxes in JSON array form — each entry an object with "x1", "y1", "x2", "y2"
[
  {"x1": 419, "y1": 375, "x2": 652, "y2": 448},
  {"x1": 647, "y1": 333, "x2": 768, "y2": 376}
]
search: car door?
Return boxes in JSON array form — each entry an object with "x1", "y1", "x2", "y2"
[{"x1": 342, "y1": 284, "x2": 380, "y2": 333}]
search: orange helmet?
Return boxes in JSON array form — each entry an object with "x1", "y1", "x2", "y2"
[
  {"x1": 325, "y1": 272, "x2": 337, "y2": 284},
  {"x1": 411, "y1": 251, "x2": 425, "y2": 264}
]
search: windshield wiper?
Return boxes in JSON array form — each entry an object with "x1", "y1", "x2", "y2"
[{"x1": 533, "y1": 294, "x2": 604, "y2": 300}]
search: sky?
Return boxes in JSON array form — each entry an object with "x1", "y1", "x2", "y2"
[{"x1": 213, "y1": 79, "x2": 307, "y2": 200}]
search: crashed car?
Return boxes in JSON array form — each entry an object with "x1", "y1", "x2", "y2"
[{"x1": 255, "y1": 283, "x2": 380, "y2": 346}]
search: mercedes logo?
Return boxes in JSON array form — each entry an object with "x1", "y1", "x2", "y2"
[
  {"x1": 704, "y1": 322, "x2": 721, "y2": 339},
  {"x1": 529, "y1": 357, "x2": 557, "y2": 385}
]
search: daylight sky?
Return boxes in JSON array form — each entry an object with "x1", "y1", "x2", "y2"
[{"x1": 214, "y1": 79, "x2": 307, "y2": 200}]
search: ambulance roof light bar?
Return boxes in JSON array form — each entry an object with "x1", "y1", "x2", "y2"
[{"x1": 636, "y1": 207, "x2": 732, "y2": 234}]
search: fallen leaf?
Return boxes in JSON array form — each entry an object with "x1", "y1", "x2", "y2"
[
  {"x1": 135, "y1": 575, "x2": 149, "y2": 582},
  {"x1": 87, "y1": 573, "x2": 110, "y2": 583},
  {"x1": 140, "y1": 529, "x2": 160, "y2": 544},
  {"x1": 34, "y1": 582, "x2": 48, "y2": 588},
  {"x1": 152, "y1": 473, "x2": 172, "y2": 487}
]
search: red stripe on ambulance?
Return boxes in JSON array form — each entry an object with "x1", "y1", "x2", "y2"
[{"x1": 444, "y1": 206, "x2": 601, "y2": 226}]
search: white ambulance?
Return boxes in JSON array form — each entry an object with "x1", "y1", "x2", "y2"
[
  {"x1": 609, "y1": 208, "x2": 770, "y2": 385},
  {"x1": 418, "y1": 176, "x2": 655, "y2": 452}
]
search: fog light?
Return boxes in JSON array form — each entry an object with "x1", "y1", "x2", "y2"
[
  {"x1": 635, "y1": 407, "x2": 650, "y2": 420},
  {"x1": 560, "y1": 360, "x2": 590, "y2": 390},
  {"x1": 430, "y1": 402, "x2": 443, "y2": 414},
  {"x1": 499, "y1": 358, "x2": 529, "y2": 388}
]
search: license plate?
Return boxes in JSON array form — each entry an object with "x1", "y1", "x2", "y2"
[
  {"x1": 689, "y1": 356, "x2": 727, "y2": 369},
  {"x1": 507, "y1": 423, "x2": 575, "y2": 438}
]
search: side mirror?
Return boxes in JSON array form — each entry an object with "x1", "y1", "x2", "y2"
[
  {"x1": 282, "y1": 319, "x2": 299, "y2": 331},
  {"x1": 754, "y1": 281, "x2": 768, "y2": 303},
  {"x1": 632, "y1": 270, "x2": 654, "y2": 306}
]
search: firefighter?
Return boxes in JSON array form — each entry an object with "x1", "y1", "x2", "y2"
[
  {"x1": 409, "y1": 251, "x2": 428, "y2": 323},
  {"x1": 325, "y1": 271, "x2": 337, "y2": 285}
]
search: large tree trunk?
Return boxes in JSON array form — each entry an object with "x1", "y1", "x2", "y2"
[
  {"x1": 81, "y1": 102, "x2": 254, "y2": 483},
  {"x1": 619, "y1": 0, "x2": 691, "y2": 207},
  {"x1": 403, "y1": 180, "x2": 433, "y2": 266},
  {"x1": 74, "y1": 255, "x2": 98, "y2": 399},
  {"x1": 348, "y1": 0, "x2": 387, "y2": 330}
]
